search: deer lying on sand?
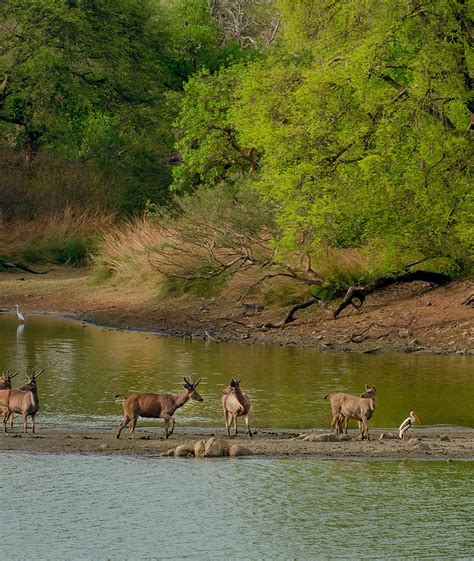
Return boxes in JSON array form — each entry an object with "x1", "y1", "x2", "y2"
[
  {"x1": 0, "y1": 370, "x2": 18, "y2": 431},
  {"x1": 0, "y1": 369, "x2": 44, "y2": 433},
  {"x1": 324, "y1": 385, "x2": 376, "y2": 440},
  {"x1": 116, "y1": 376, "x2": 203, "y2": 439},
  {"x1": 221, "y1": 379, "x2": 252, "y2": 437}
]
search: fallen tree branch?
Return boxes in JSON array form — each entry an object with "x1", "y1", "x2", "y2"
[
  {"x1": 0, "y1": 261, "x2": 48, "y2": 274},
  {"x1": 261, "y1": 296, "x2": 322, "y2": 329},
  {"x1": 333, "y1": 270, "x2": 451, "y2": 318}
]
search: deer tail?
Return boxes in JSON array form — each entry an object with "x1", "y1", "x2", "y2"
[
  {"x1": 323, "y1": 394, "x2": 331, "y2": 400},
  {"x1": 115, "y1": 393, "x2": 127, "y2": 400}
]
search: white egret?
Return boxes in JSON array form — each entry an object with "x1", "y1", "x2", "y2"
[
  {"x1": 15, "y1": 304, "x2": 25, "y2": 322},
  {"x1": 399, "y1": 410, "x2": 421, "y2": 439}
]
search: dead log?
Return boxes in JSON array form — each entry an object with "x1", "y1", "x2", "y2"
[
  {"x1": 333, "y1": 271, "x2": 451, "y2": 318},
  {"x1": 262, "y1": 296, "x2": 322, "y2": 329},
  {"x1": 0, "y1": 261, "x2": 48, "y2": 274}
]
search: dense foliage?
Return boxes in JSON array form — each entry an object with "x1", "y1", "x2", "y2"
[
  {"x1": 174, "y1": 0, "x2": 473, "y2": 276},
  {"x1": 0, "y1": 0, "x2": 245, "y2": 213},
  {"x1": 1, "y1": 0, "x2": 472, "y2": 278}
]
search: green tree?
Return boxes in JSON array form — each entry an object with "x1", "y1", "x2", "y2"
[
  {"x1": 0, "y1": 0, "x2": 183, "y2": 212},
  {"x1": 174, "y1": 0, "x2": 473, "y2": 277},
  {"x1": 171, "y1": 66, "x2": 258, "y2": 193}
]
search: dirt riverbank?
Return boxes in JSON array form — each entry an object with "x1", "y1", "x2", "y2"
[
  {"x1": 0, "y1": 267, "x2": 472, "y2": 354},
  {"x1": 1, "y1": 427, "x2": 473, "y2": 461}
]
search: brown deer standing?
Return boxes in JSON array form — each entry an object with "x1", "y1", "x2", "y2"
[
  {"x1": 221, "y1": 379, "x2": 252, "y2": 437},
  {"x1": 324, "y1": 385, "x2": 376, "y2": 440},
  {"x1": 116, "y1": 376, "x2": 203, "y2": 439},
  {"x1": 0, "y1": 370, "x2": 18, "y2": 431},
  {"x1": 0, "y1": 369, "x2": 44, "y2": 433}
]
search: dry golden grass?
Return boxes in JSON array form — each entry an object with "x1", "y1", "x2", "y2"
[
  {"x1": 94, "y1": 217, "x2": 169, "y2": 279},
  {"x1": 92, "y1": 216, "x2": 379, "y2": 305},
  {"x1": 0, "y1": 209, "x2": 114, "y2": 253}
]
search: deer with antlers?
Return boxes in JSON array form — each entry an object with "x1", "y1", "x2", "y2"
[
  {"x1": 0, "y1": 369, "x2": 44, "y2": 433},
  {"x1": 0, "y1": 370, "x2": 18, "y2": 431},
  {"x1": 116, "y1": 376, "x2": 203, "y2": 439},
  {"x1": 221, "y1": 378, "x2": 252, "y2": 437}
]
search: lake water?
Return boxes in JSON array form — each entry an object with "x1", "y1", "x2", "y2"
[
  {"x1": 1, "y1": 453, "x2": 473, "y2": 560},
  {"x1": 0, "y1": 313, "x2": 472, "y2": 431},
  {"x1": 1, "y1": 314, "x2": 473, "y2": 560}
]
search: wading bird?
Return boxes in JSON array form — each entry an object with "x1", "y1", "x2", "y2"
[
  {"x1": 15, "y1": 305, "x2": 25, "y2": 322},
  {"x1": 399, "y1": 410, "x2": 421, "y2": 439}
]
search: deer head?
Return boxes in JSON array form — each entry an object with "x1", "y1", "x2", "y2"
[
  {"x1": 360, "y1": 385, "x2": 376, "y2": 398},
  {"x1": 183, "y1": 376, "x2": 203, "y2": 402},
  {"x1": 19, "y1": 369, "x2": 44, "y2": 391}
]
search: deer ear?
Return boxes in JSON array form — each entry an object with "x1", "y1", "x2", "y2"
[
  {"x1": 183, "y1": 383, "x2": 191, "y2": 390},
  {"x1": 365, "y1": 384, "x2": 369, "y2": 390}
]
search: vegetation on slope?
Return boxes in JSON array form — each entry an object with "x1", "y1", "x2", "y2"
[{"x1": 1, "y1": 1, "x2": 472, "y2": 312}]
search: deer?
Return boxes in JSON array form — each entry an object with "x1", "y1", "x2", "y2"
[
  {"x1": 221, "y1": 378, "x2": 252, "y2": 437},
  {"x1": 324, "y1": 385, "x2": 376, "y2": 440},
  {"x1": 328, "y1": 386, "x2": 374, "y2": 435},
  {"x1": 115, "y1": 376, "x2": 203, "y2": 439},
  {"x1": 0, "y1": 369, "x2": 44, "y2": 434},
  {"x1": 0, "y1": 370, "x2": 18, "y2": 431}
]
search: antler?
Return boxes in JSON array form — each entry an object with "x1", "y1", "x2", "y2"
[
  {"x1": 184, "y1": 375, "x2": 201, "y2": 387},
  {"x1": 33, "y1": 369, "x2": 45, "y2": 378}
]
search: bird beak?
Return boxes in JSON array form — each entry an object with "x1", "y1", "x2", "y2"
[{"x1": 415, "y1": 414, "x2": 421, "y2": 424}]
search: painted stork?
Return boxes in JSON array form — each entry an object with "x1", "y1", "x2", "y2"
[
  {"x1": 15, "y1": 304, "x2": 25, "y2": 322},
  {"x1": 399, "y1": 410, "x2": 421, "y2": 439}
]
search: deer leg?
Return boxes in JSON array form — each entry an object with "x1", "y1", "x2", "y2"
[
  {"x1": 3, "y1": 410, "x2": 13, "y2": 432},
  {"x1": 31, "y1": 414, "x2": 36, "y2": 434},
  {"x1": 225, "y1": 412, "x2": 232, "y2": 437},
  {"x1": 332, "y1": 415, "x2": 338, "y2": 434},
  {"x1": 361, "y1": 418, "x2": 369, "y2": 440},
  {"x1": 116, "y1": 416, "x2": 130, "y2": 439},
  {"x1": 344, "y1": 416, "x2": 349, "y2": 434},
  {"x1": 162, "y1": 414, "x2": 173, "y2": 439},
  {"x1": 244, "y1": 414, "x2": 252, "y2": 437},
  {"x1": 233, "y1": 415, "x2": 238, "y2": 437},
  {"x1": 224, "y1": 409, "x2": 230, "y2": 436},
  {"x1": 129, "y1": 414, "x2": 139, "y2": 439},
  {"x1": 168, "y1": 417, "x2": 175, "y2": 437},
  {"x1": 2, "y1": 411, "x2": 8, "y2": 433},
  {"x1": 336, "y1": 414, "x2": 343, "y2": 435},
  {"x1": 333, "y1": 413, "x2": 344, "y2": 435},
  {"x1": 23, "y1": 413, "x2": 28, "y2": 434}
]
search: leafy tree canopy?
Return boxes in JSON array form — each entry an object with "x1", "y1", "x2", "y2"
[
  {"x1": 173, "y1": 0, "x2": 473, "y2": 276},
  {"x1": 0, "y1": 0, "x2": 248, "y2": 212}
]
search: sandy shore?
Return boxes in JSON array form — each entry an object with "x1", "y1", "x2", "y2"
[{"x1": 1, "y1": 427, "x2": 473, "y2": 461}]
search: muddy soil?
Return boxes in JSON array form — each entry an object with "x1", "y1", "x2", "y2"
[
  {"x1": 1, "y1": 427, "x2": 473, "y2": 461},
  {"x1": 0, "y1": 268, "x2": 472, "y2": 354}
]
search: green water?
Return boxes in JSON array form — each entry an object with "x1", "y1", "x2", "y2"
[
  {"x1": 1, "y1": 314, "x2": 473, "y2": 560},
  {"x1": 1, "y1": 453, "x2": 473, "y2": 560},
  {"x1": 0, "y1": 313, "x2": 473, "y2": 430}
]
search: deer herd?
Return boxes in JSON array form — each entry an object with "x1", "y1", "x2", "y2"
[{"x1": 0, "y1": 368, "x2": 380, "y2": 441}]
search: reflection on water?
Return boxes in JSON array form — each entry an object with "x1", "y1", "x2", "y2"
[
  {"x1": 1, "y1": 453, "x2": 473, "y2": 560},
  {"x1": 0, "y1": 313, "x2": 473, "y2": 429}
]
